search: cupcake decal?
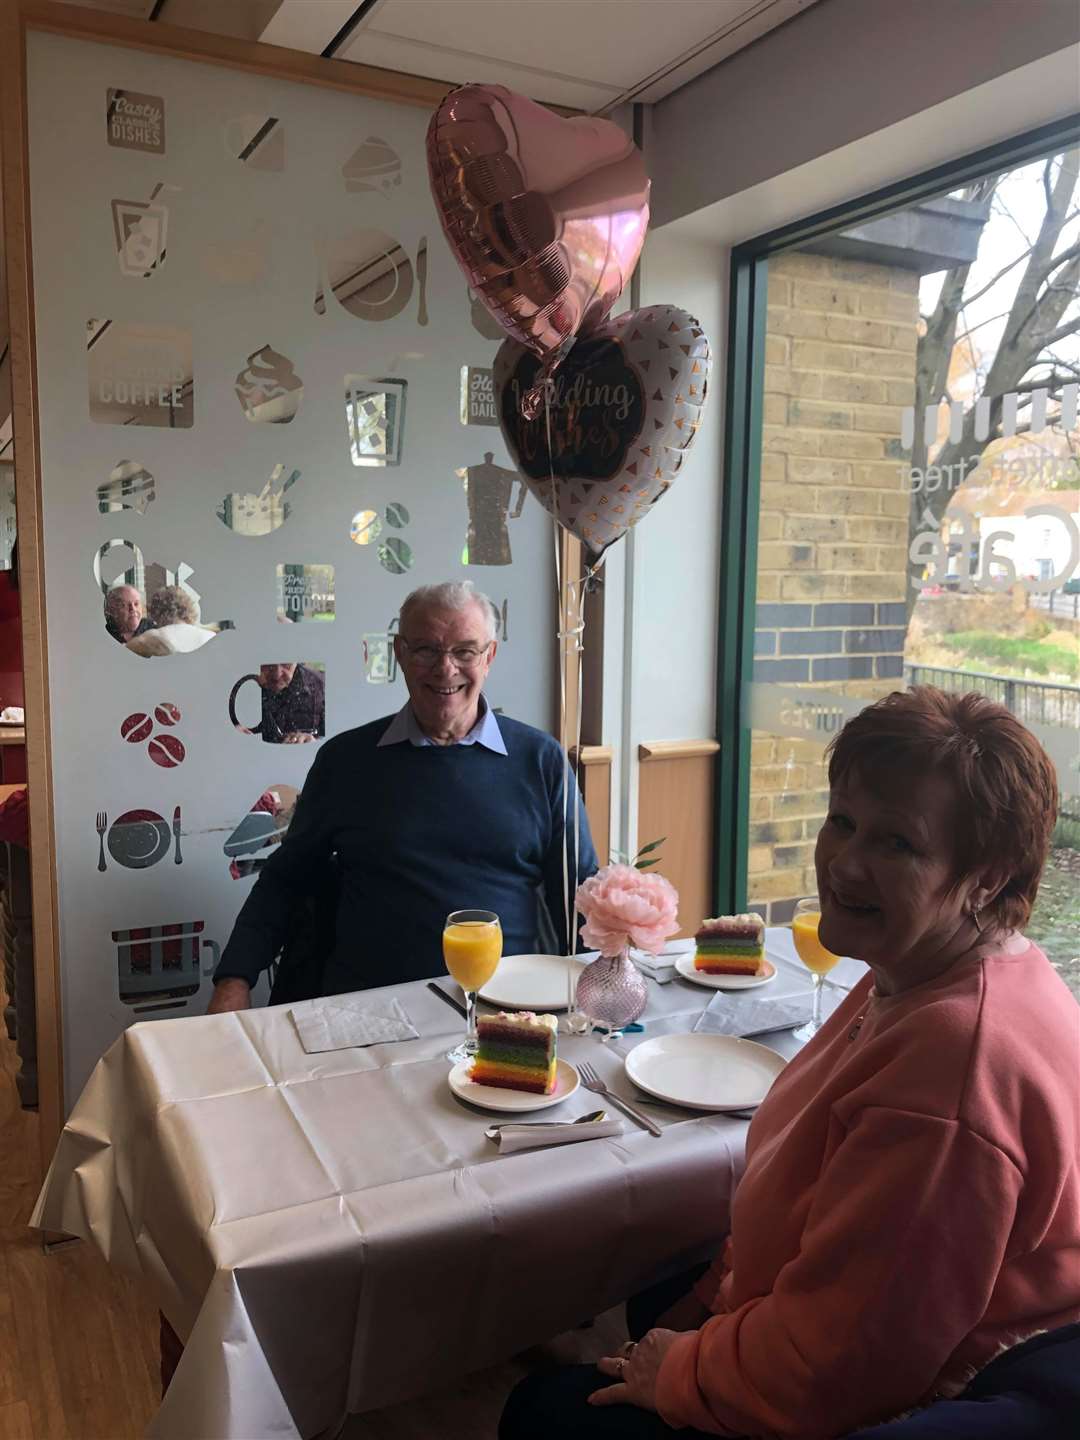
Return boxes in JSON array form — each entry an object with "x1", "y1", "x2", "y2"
[{"x1": 234, "y1": 345, "x2": 303, "y2": 424}]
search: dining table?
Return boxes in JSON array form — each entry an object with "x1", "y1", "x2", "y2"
[{"x1": 31, "y1": 929, "x2": 867, "y2": 1440}]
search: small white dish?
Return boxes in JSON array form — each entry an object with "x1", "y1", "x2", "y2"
[
  {"x1": 625, "y1": 1033, "x2": 786, "y2": 1112},
  {"x1": 478, "y1": 953, "x2": 591, "y2": 1012},
  {"x1": 675, "y1": 954, "x2": 776, "y2": 990},
  {"x1": 448, "y1": 1057, "x2": 579, "y2": 1113}
]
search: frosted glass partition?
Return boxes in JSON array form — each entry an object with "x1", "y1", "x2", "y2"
[{"x1": 26, "y1": 31, "x2": 554, "y2": 1100}]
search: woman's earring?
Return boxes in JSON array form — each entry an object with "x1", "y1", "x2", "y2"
[{"x1": 970, "y1": 904, "x2": 983, "y2": 934}]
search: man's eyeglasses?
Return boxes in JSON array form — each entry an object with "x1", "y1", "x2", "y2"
[{"x1": 399, "y1": 640, "x2": 491, "y2": 668}]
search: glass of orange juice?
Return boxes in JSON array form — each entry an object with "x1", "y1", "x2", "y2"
[
  {"x1": 791, "y1": 897, "x2": 840, "y2": 1042},
  {"x1": 443, "y1": 909, "x2": 502, "y2": 1063}
]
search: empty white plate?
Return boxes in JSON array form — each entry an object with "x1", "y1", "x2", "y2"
[
  {"x1": 675, "y1": 954, "x2": 776, "y2": 990},
  {"x1": 479, "y1": 953, "x2": 590, "y2": 1012},
  {"x1": 448, "y1": 1058, "x2": 579, "y2": 1113},
  {"x1": 625, "y1": 1034, "x2": 786, "y2": 1111}
]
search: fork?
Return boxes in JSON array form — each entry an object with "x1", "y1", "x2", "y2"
[
  {"x1": 96, "y1": 812, "x2": 108, "y2": 872},
  {"x1": 578, "y1": 1061, "x2": 662, "y2": 1137}
]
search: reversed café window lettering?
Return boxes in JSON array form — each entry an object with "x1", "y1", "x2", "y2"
[{"x1": 276, "y1": 563, "x2": 335, "y2": 623}]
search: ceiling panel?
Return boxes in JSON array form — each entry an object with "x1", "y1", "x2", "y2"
[
  {"x1": 342, "y1": 0, "x2": 821, "y2": 109},
  {"x1": 347, "y1": 0, "x2": 737, "y2": 99}
]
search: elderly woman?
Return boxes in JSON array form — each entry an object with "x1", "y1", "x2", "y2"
[
  {"x1": 502, "y1": 688, "x2": 1080, "y2": 1439},
  {"x1": 125, "y1": 584, "x2": 218, "y2": 657}
]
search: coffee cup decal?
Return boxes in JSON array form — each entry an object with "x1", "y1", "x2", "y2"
[
  {"x1": 224, "y1": 115, "x2": 284, "y2": 172},
  {"x1": 217, "y1": 465, "x2": 300, "y2": 536},
  {"x1": 342, "y1": 137, "x2": 401, "y2": 195},
  {"x1": 111, "y1": 182, "x2": 175, "y2": 278},
  {"x1": 106, "y1": 88, "x2": 165, "y2": 154},
  {"x1": 97, "y1": 460, "x2": 155, "y2": 515},
  {"x1": 234, "y1": 346, "x2": 303, "y2": 424},
  {"x1": 113, "y1": 919, "x2": 218, "y2": 1008},
  {"x1": 345, "y1": 376, "x2": 407, "y2": 466},
  {"x1": 228, "y1": 662, "x2": 325, "y2": 743},
  {"x1": 314, "y1": 230, "x2": 428, "y2": 325},
  {"x1": 363, "y1": 618, "x2": 399, "y2": 684}
]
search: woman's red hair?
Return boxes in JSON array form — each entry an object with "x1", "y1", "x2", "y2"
[{"x1": 826, "y1": 687, "x2": 1058, "y2": 932}]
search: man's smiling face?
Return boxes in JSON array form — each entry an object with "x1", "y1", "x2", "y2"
[{"x1": 393, "y1": 601, "x2": 496, "y2": 741}]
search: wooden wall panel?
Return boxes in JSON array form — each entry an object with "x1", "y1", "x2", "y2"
[
  {"x1": 572, "y1": 745, "x2": 611, "y2": 868},
  {"x1": 1, "y1": 0, "x2": 64, "y2": 1177},
  {"x1": 637, "y1": 740, "x2": 719, "y2": 939}
]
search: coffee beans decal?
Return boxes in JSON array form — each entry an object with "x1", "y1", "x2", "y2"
[
  {"x1": 121, "y1": 712, "x2": 153, "y2": 744},
  {"x1": 120, "y1": 702, "x2": 186, "y2": 767},
  {"x1": 149, "y1": 733, "x2": 185, "y2": 768}
]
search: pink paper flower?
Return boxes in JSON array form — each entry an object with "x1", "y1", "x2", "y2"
[{"x1": 575, "y1": 863, "x2": 680, "y2": 957}]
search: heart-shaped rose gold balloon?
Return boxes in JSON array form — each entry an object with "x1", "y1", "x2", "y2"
[
  {"x1": 494, "y1": 305, "x2": 712, "y2": 559},
  {"x1": 428, "y1": 84, "x2": 650, "y2": 375}
]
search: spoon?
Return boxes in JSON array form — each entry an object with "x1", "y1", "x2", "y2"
[{"x1": 487, "y1": 1109, "x2": 606, "y2": 1131}]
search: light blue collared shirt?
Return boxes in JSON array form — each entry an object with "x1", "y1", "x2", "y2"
[{"x1": 376, "y1": 696, "x2": 508, "y2": 755}]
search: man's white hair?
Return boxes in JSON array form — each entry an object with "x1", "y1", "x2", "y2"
[{"x1": 399, "y1": 581, "x2": 499, "y2": 641}]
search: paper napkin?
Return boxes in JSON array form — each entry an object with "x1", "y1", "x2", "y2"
[
  {"x1": 694, "y1": 992, "x2": 813, "y2": 1038},
  {"x1": 486, "y1": 1115, "x2": 623, "y2": 1154},
  {"x1": 631, "y1": 937, "x2": 694, "y2": 984},
  {"x1": 290, "y1": 996, "x2": 419, "y2": 1054}
]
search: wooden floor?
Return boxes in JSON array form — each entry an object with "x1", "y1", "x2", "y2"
[{"x1": 0, "y1": 978, "x2": 625, "y2": 1440}]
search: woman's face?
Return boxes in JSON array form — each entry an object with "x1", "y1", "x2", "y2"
[{"x1": 815, "y1": 766, "x2": 982, "y2": 974}]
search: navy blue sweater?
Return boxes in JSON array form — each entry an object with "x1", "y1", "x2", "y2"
[{"x1": 216, "y1": 713, "x2": 599, "y2": 994}]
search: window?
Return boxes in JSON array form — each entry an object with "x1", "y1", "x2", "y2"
[{"x1": 720, "y1": 121, "x2": 1080, "y2": 999}]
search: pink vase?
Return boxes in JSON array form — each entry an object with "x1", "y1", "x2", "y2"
[{"x1": 574, "y1": 950, "x2": 648, "y2": 1031}]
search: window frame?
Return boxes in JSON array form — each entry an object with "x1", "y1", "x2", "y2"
[{"x1": 714, "y1": 111, "x2": 1080, "y2": 915}]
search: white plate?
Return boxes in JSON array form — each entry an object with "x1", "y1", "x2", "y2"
[
  {"x1": 675, "y1": 954, "x2": 776, "y2": 990},
  {"x1": 448, "y1": 1057, "x2": 579, "y2": 1113},
  {"x1": 625, "y1": 1033, "x2": 786, "y2": 1111},
  {"x1": 478, "y1": 953, "x2": 589, "y2": 1012}
]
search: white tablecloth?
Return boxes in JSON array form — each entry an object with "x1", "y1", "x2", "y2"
[{"x1": 32, "y1": 933, "x2": 865, "y2": 1439}]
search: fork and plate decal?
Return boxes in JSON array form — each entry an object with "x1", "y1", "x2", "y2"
[{"x1": 96, "y1": 806, "x2": 183, "y2": 870}]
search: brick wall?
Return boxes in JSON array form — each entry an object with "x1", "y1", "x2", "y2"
[{"x1": 749, "y1": 250, "x2": 919, "y2": 922}]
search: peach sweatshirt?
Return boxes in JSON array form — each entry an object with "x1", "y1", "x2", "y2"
[{"x1": 655, "y1": 942, "x2": 1080, "y2": 1438}]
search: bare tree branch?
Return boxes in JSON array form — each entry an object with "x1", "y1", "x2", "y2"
[
  {"x1": 907, "y1": 148, "x2": 1080, "y2": 615},
  {"x1": 1033, "y1": 316, "x2": 1080, "y2": 350}
]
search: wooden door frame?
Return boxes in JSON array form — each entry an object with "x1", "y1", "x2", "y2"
[{"x1": 0, "y1": 0, "x2": 584, "y2": 1173}]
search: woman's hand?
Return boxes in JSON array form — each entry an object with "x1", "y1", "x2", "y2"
[{"x1": 589, "y1": 1329, "x2": 682, "y2": 1411}]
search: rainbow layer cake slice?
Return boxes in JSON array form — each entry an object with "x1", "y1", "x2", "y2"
[
  {"x1": 471, "y1": 1011, "x2": 558, "y2": 1094},
  {"x1": 694, "y1": 914, "x2": 766, "y2": 975}
]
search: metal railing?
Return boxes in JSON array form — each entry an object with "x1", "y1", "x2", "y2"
[{"x1": 904, "y1": 664, "x2": 1080, "y2": 730}]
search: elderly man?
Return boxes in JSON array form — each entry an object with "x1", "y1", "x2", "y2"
[
  {"x1": 251, "y1": 662, "x2": 325, "y2": 743},
  {"x1": 104, "y1": 584, "x2": 151, "y2": 644},
  {"x1": 209, "y1": 581, "x2": 597, "y2": 1010}
]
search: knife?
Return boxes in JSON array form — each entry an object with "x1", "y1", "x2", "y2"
[
  {"x1": 416, "y1": 236, "x2": 429, "y2": 327},
  {"x1": 172, "y1": 805, "x2": 183, "y2": 865},
  {"x1": 427, "y1": 981, "x2": 467, "y2": 1018}
]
